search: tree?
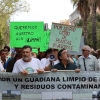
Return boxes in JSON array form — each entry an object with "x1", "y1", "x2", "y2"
[
  {"x1": 71, "y1": 0, "x2": 90, "y2": 44},
  {"x1": 0, "y1": 0, "x2": 29, "y2": 48},
  {"x1": 88, "y1": 0, "x2": 100, "y2": 50},
  {"x1": 71, "y1": 0, "x2": 100, "y2": 50},
  {"x1": 75, "y1": 14, "x2": 100, "y2": 49}
]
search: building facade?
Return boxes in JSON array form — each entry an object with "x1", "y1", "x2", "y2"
[{"x1": 69, "y1": 9, "x2": 81, "y2": 26}]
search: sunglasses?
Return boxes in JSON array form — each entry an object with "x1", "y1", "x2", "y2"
[{"x1": 82, "y1": 49, "x2": 89, "y2": 52}]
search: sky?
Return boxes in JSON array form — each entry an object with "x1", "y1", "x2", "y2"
[{"x1": 10, "y1": 0, "x2": 75, "y2": 28}]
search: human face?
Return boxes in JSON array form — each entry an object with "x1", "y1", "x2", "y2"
[
  {"x1": 15, "y1": 48, "x2": 22, "y2": 55},
  {"x1": 82, "y1": 47, "x2": 90, "y2": 57},
  {"x1": 60, "y1": 50, "x2": 69, "y2": 61},
  {"x1": 22, "y1": 48, "x2": 32, "y2": 61},
  {"x1": 52, "y1": 50, "x2": 58, "y2": 59},
  {"x1": 4, "y1": 49, "x2": 9, "y2": 56},
  {"x1": 0, "y1": 51, "x2": 6, "y2": 60}
]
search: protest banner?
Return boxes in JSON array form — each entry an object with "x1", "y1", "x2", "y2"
[
  {"x1": 40, "y1": 30, "x2": 51, "y2": 52},
  {"x1": 49, "y1": 23, "x2": 82, "y2": 52},
  {"x1": 0, "y1": 71, "x2": 100, "y2": 100},
  {"x1": 10, "y1": 22, "x2": 44, "y2": 48}
]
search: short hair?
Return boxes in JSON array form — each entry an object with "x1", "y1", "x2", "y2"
[
  {"x1": 52, "y1": 49, "x2": 59, "y2": 52},
  {"x1": 43, "y1": 48, "x2": 52, "y2": 57},
  {"x1": 0, "y1": 49, "x2": 6, "y2": 54},
  {"x1": 82, "y1": 45, "x2": 91, "y2": 52},
  {"x1": 58, "y1": 48, "x2": 66, "y2": 62},
  {"x1": 45, "y1": 48, "x2": 52, "y2": 54},
  {"x1": 97, "y1": 49, "x2": 100, "y2": 58},
  {"x1": 4, "y1": 46, "x2": 10, "y2": 52},
  {"x1": 22, "y1": 45, "x2": 32, "y2": 51}
]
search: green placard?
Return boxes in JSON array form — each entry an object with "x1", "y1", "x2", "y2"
[
  {"x1": 10, "y1": 22, "x2": 44, "y2": 47},
  {"x1": 32, "y1": 49, "x2": 38, "y2": 53},
  {"x1": 40, "y1": 30, "x2": 51, "y2": 52},
  {"x1": 49, "y1": 23, "x2": 82, "y2": 52}
]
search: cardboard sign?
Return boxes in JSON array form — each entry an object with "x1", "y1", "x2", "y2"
[
  {"x1": 49, "y1": 23, "x2": 82, "y2": 52},
  {"x1": 10, "y1": 22, "x2": 44, "y2": 47},
  {"x1": 40, "y1": 30, "x2": 51, "y2": 51},
  {"x1": 68, "y1": 36, "x2": 85, "y2": 55}
]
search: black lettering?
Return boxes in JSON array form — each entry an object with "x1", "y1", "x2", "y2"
[
  {"x1": 13, "y1": 78, "x2": 22, "y2": 82},
  {"x1": 39, "y1": 77, "x2": 44, "y2": 82},
  {"x1": 57, "y1": 84, "x2": 61, "y2": 89},
  {"x1": 56, "y1": 77, "x2": 60, "y2": 82},
  {"x1": 25, "y1": 78, "x2": 29, "y2": 82},
  {"x1": 76, "y1": 84, "x2": 80, "y2": 89},
  {"x1": 62, "y1": 84, "x2": 66, "y2": 89},
  {"x1": 0, "y1": 77, "x2": 10, "y2": 81},
  {"x1": 35, "y1": 78, "x2": 39, "y2": 82},
  {"x1": 37, "y1": 85, "x2": 40, "y2": 89},
  {"x1": 21, "y1": 84, "x2": 25, "y2": 89},
  {"x1": 30, "y1": 85, "x2": 34, "y2": 89},
  {"x1": 63, "y1": 77, "x2": 66, "y2": 82},
  {"x1": 46, "y1": 77, "x2": 50, "y2": 82},
  {"x1": 51, "y1": 84, "x2": 55, "y2": 89},
  {"x1": 41, "y1": 85, "x2": 45, "y2": 89},
  {"x1": 75, "y1": 77, "x2": 79, "y2": 81},
  {"x1": 14, "y1": 84, "x2": 19, "y2": 89},
  {"x1": 26, "y1": 85, "x2": 29, "y2": 89},
  {"x1": 72, "y1": 84, "x2": 76, "y2": 89},
  {"x1": 46, "y1": 84, "x2": 51, "y2": 89},
  {"x1": 67, "y1": 84, "x2": 72, "y2": 89}
]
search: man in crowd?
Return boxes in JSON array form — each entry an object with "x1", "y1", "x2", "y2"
[
  {"x1": 6, "y1": 48, "x2": 22, "y2": 72},
  {"x1": 41, "y1": 48, "x2": 52, "y2": 69},
  {"x1": 44, "y1": 49, "x2": 74, "y2": 71},
  {"x1": 44, "y1": 49, "x2": 59, "y2": 71},
  {"x1": 0, "y1": 49, "x2": 8, "y2": 69},
  {"x1": 77, "y1": 45, "x2": 99, "y2": 71},
  {"x1": 4, "y1": 46, "x2": 10, "y2": 58},
  {"x1": 12, "y1": 45, "x2": 44, "y2": 74},
  {"x1": 51, "y1": 48, "x2": 80, "y2": 72}
]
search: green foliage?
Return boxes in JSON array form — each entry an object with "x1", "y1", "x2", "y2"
[
  {"x1": 75, "y1": 15, "x2": 100, "y2": 49},
  {"x1": 0, "y1": 0, "x2": 29, "y2": 48}
]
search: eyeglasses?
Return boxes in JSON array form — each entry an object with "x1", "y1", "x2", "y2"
[
  {"x1": 61, "y1": 52, "x2": 68, "y2": 55},
  {"x1": 82, "y1": 49, "x2": 89, "y2": 52}
]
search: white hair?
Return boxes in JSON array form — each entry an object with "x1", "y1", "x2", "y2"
[{"x1": 82, "y1": 45, "x2": 91, "y2": 52}]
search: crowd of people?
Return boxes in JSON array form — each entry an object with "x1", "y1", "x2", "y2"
[{"x1": 0, "y1": 45, "x2": 100, "y2": 75}]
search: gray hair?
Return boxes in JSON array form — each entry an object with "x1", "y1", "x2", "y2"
[{"x1": 82, "y1": 45, "x2": 91, "y2": 52}]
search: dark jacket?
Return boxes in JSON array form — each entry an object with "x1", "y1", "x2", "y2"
[{"x1": 6, "y1": 55, "x2": 19, "y2": 72}]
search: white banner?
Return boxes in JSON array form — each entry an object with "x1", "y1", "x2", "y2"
[{"x1": 0, "y1": 71, "x2": 100, "y2": 100}]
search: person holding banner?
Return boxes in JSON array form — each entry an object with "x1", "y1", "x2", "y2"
[
  {"x1": 77, "y1": 45, "x2": 99, "y2": 71},
  {"x1": 51, "y1": 48, "x2": 80, "y2": 72},
  {"x1": 12, "y1": 45, "x2": 44, "y2": 74},
  {"x1": 44, "y1": 49, "x2": 74, "y2": 71}
]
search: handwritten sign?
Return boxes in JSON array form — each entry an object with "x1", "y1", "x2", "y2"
[
  {"x1": 49, "y1": 23, "x2": 82, "y2": 52},
  {"x1": 32, "y1": 49, "x2": 38, "y2": 53},
  {"x1": 10, "y1": 22, "x2": 44, "y2": 47},
  {"x1": 40, "y1": 30, "x2": 51, "y2": 51},
  {"x1": 68, "y1": 36, "x2": 85, "y2": 55}
]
